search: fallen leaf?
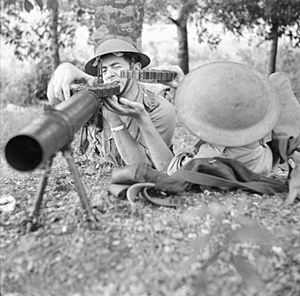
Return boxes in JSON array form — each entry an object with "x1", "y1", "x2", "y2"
[{"x1": 232, "y1": 258, "x2": 265, "y2": 292}]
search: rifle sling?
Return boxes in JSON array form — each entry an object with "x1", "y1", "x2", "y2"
[{"x1": 173, "y1": 170, "x2": 288, "y2": 195}]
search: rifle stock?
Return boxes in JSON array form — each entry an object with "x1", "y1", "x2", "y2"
[{"x1": 5, "y1": 90, "x2": 99, "y2": 172}]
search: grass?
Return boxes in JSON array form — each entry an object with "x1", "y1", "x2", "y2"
[
  {"x1": 0, "y1": 105, "x2": 43, "y2": 149},
  {"x1": 0, "y1": 106, "x2": 300, "y2": 296}
]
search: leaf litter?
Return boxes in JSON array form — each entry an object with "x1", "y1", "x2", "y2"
[{"x1": 0, "y1": 124, "x2": 299, "y2": 296}]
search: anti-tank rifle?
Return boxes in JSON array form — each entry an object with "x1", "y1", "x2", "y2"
[{"x1": 4, "y1": 68, "x2": 176, "y2": 231}]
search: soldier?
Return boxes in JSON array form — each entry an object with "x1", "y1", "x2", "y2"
[
  {"x1": 48, "y1": 54, "x2": 300, "y2": 200},
  {"x1": 111, "y1": 61, "x2": 300, "y2": 202},
  {"x1": 47, "y1": 37, "x2": 177, "y2": 170},
  {"x1": 148, "y1": 62, "x2": 300, "y2": 202},
  {"x1": 167, "y1": 61, "x2": 279, "y2": 175}
]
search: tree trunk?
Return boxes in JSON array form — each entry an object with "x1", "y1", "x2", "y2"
[
  {"x1": 269, "y1": 22, "x2": 279, "y2": 74},
  {"x1": 169, "y1": 1, "x2": 192, "y2": 74},
  {"x1": 79, "y1": 0, "x2": 144, "y2": 50},
  {"x1": 49, "y1": 0, "x2": 60, "y2": 70},
  {"x1": 176, "y1": 19, "x2": 189, "y2": 74}
]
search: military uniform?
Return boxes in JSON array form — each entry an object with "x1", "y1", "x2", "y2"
[
  {"x1": 167, "y1": 139, "x2": 273, "y2": 175},
  {"x1": 93, "y1": 83, "x2": 176, "y2": 166},
  {"x1": 85, "y1": 37, "x2": 176, "y2": 166},
  {"x1": 167, "y1": 62, "x2": 300, "y2": 178}
]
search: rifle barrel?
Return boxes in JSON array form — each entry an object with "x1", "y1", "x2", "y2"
[{"x1": 5, "y1": 90, "x2": 99, "y2": 172}]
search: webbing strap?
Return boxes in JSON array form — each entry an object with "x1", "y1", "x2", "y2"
[{"x1": 174, "y1": 170, "x2": 288, "y2": 195}]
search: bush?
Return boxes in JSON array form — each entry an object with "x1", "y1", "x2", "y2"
[
  {"x1": 0, "y1": 55, "x2": 53, "y2": 106},
  {"x1": 0, "y1": 54, "x2": 89, "y2": 107},
  {"x1": 0, "y1": 106, "x2": 42, "y2": 150},
  {"x1": 235, "y1": 43, "x2": 300, "y2": 100}
]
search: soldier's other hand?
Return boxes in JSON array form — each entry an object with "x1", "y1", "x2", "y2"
[
  {"x1": 47, "y1": 62, "x2": 94, "y2": 105},
  {"x1": 104, "y1": 95, "x2": 146, "y2": 119},
  {"x1": 151, "y1": 64, "x2": 185, "y2": 89}
]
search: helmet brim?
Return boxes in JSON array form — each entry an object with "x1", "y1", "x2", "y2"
[
  {"x1": 85, "y1": 51, "x2": 150, "y2": 76},
  {"x1": 175, "y1": 61, "x2": 279, "y2": 147},
  {"x1": 84, "y1": 38, "x2": 150, "y2": 76}
]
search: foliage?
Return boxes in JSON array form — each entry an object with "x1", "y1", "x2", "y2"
[
  {"x1": 0, "y1": 151, "x2": 299, "y2": 295},
  {"x1": 0, "y1": 1, "x2": 78, "y2": 63},
  {"x1": 201, "y1": 0, "x2": 300, "y2": 73},
  {"x1": 145, "y1": 0, "x2": 221, "y2": 49},
  {"x1": 0, "y1": 54, "x2": 87, "y2": 107},
  {"x1": 0, "y1": 0, "x2": 94, "y2": 105},
  {"x1": 0, "y1": 56, "x2": 52, "y2": 106},
  {"x1": 236, "y1": 43, "x2": 300, "y2": 89},
  {"x1": 279, "y1": 46, "x2": 300, "y2": 89},
  {"x1": 144, "y1": 0, "x2": 222, "y2": 73},
  {"x1": 0, "y1": 107, "x2": 300, "y2": 295},
  {"x1": 202, "y1": 0, "x2": 300, "y2": 43},
  {"x1": 181, "y1": 199, "x2": 278, "y2": 293},
  {"x1": 145, "y1": 0, "x2": 201, "y2": 27},
  {"x1": 0, "y1": 106, "x2": 42, "y2": 149}
]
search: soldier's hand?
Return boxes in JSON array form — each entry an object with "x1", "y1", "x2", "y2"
[
  {"x1": 104, "y1": 95, "x2": 146, "y2": 120},
  {"x1": 47, "y1": 62, "x2": 95, "y2": 105},
  {"x1": 151, "y1": 64, "x2": 185, "y2": 89}
]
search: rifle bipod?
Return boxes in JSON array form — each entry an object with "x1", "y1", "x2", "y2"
[{"x1": 24, "y1": 145, "x2": 99, "y2": 232}]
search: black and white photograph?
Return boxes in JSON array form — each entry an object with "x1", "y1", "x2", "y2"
[{"x1": 0, "y1": 0, "x2": 300, "y2": 295}]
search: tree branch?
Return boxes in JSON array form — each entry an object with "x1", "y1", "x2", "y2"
[{"x1": 168, "y1": 16, "x2": 179, "y2": 26}]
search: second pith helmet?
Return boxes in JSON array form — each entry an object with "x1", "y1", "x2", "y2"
[{"x1": 175, "y1": 61, "x2": 279, "y2": 147}]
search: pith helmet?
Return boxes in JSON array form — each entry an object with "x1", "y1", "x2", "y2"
[
  {"x1": 175, "y1": 61, "x2": 279, "y2": 147},
  {"x1": 85, "y1": 38, "x2": 150, "y2": 76}
]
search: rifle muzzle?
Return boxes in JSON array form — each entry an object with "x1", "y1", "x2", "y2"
[{"x1": 5, "y1": 90, "x2": 99, "y2": 172}]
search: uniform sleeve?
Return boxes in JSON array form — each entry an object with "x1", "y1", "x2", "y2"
[{"x1": 147, "y1": 95, "x2": 177, "y2": 147}]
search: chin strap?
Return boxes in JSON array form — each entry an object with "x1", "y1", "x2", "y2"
[
  {"x1": 117, "y1": 61, "x2": 136, "y2": 99},
  {"x1": 117, "y1": 78, "x2": 131, "y2": 99}
]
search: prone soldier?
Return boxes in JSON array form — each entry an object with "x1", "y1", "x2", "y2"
[{"x1": 47, "y1": 37, "x2": 178, "y2": 170}]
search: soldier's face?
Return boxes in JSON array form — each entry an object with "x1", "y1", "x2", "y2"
[{"x1": 101, "y1": 55, "x2": 133, "y2": 93}]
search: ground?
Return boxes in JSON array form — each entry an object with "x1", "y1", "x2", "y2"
[{"x1": 0, "y1": 107, "x2": 300, "y2": 296}]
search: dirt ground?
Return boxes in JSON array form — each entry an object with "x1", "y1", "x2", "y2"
[{"x1": 0, "y1": 119, "x2": 300, "y2": 296}]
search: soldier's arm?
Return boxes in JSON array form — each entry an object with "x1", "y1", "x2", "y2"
[
  {"x1": 47, "y1": 62, "x2": 95, "y2": 105},
  {"x1": 104, "y1": 96, "x2": 174, "y2": 170}
]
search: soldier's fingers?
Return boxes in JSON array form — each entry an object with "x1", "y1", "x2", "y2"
[
  {"x1": 104, "y1": 99, "x2": 130, "y2": 114},
  {"x1": 105, "y1": 95, "x2": 121, "y2": 109},
  {"x1": 103, "y1": 97, "x2": 114, "y2": 108},
  {"x1": 118, "y1": 97, "x2": 141, "y2": 109},
  {"x1": 55, "y1": 88, "x2": 64, "y2": 103},
  {"x1": 62, "y1": 80, "x2": 71, "y2": 101},
  {"x1": 166, "y1": 81, "x2": 178, "y2": 89},
  {"x1": 47, "y1": 78, "x2": 60, "y2": 105},
  {"x1": 117, "y1": 97, "x2": 133, "y2": 107},
  {"x1": 103, "y1": 100, "x2": 119, "y2": 113},
  {"x1": 109, "y1": 95, "x2": 120, "y2": 104},
  {"x1": 53, "y1": 77, "x2": 65, "y2": 102},
  {"x1": 86, "y1": 76, "x2": 96, "y2": 86},
  {"x1": 103, "y1": 101, "x2": 112, "y2": 111},
  {"x1": 46, "y1": 78, "x2": 56, "y2": 104}
]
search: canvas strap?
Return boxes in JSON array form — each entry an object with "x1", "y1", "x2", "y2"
[{"x1": 173, "y1": 169, "x2": 287, "y2": 195}]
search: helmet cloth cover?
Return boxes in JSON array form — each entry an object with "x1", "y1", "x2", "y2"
[
  {"x1": 85, "y1": 38, "x2": 150, "y2": 76},
  {"x1": 175, "y1": 61, "x2": 279, "y2": 147}
]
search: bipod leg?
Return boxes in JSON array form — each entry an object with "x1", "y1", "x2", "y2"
[
  {"x1": 25, "y1": 158, "x2": 53, "y2": 232},
  {"x1": 62, "y1": 147, "x2": 99, "y2": 228}
]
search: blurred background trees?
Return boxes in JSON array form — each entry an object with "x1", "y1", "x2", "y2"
[
  {"x1": 202, "y1": 0, "x2": 300, "y2": 74},
  {"x1": 0, "y1": 0, "x2": 93, "y2": 103},
  {"x1": 0, "y1": 0, "x2": 299, "y2": 106},
  {"x1": 1, "y1": 0, "x2": 83, "y2": 68},
  {"x1": 144, "y1": 0, "x2": 221, "y2": 74}
]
